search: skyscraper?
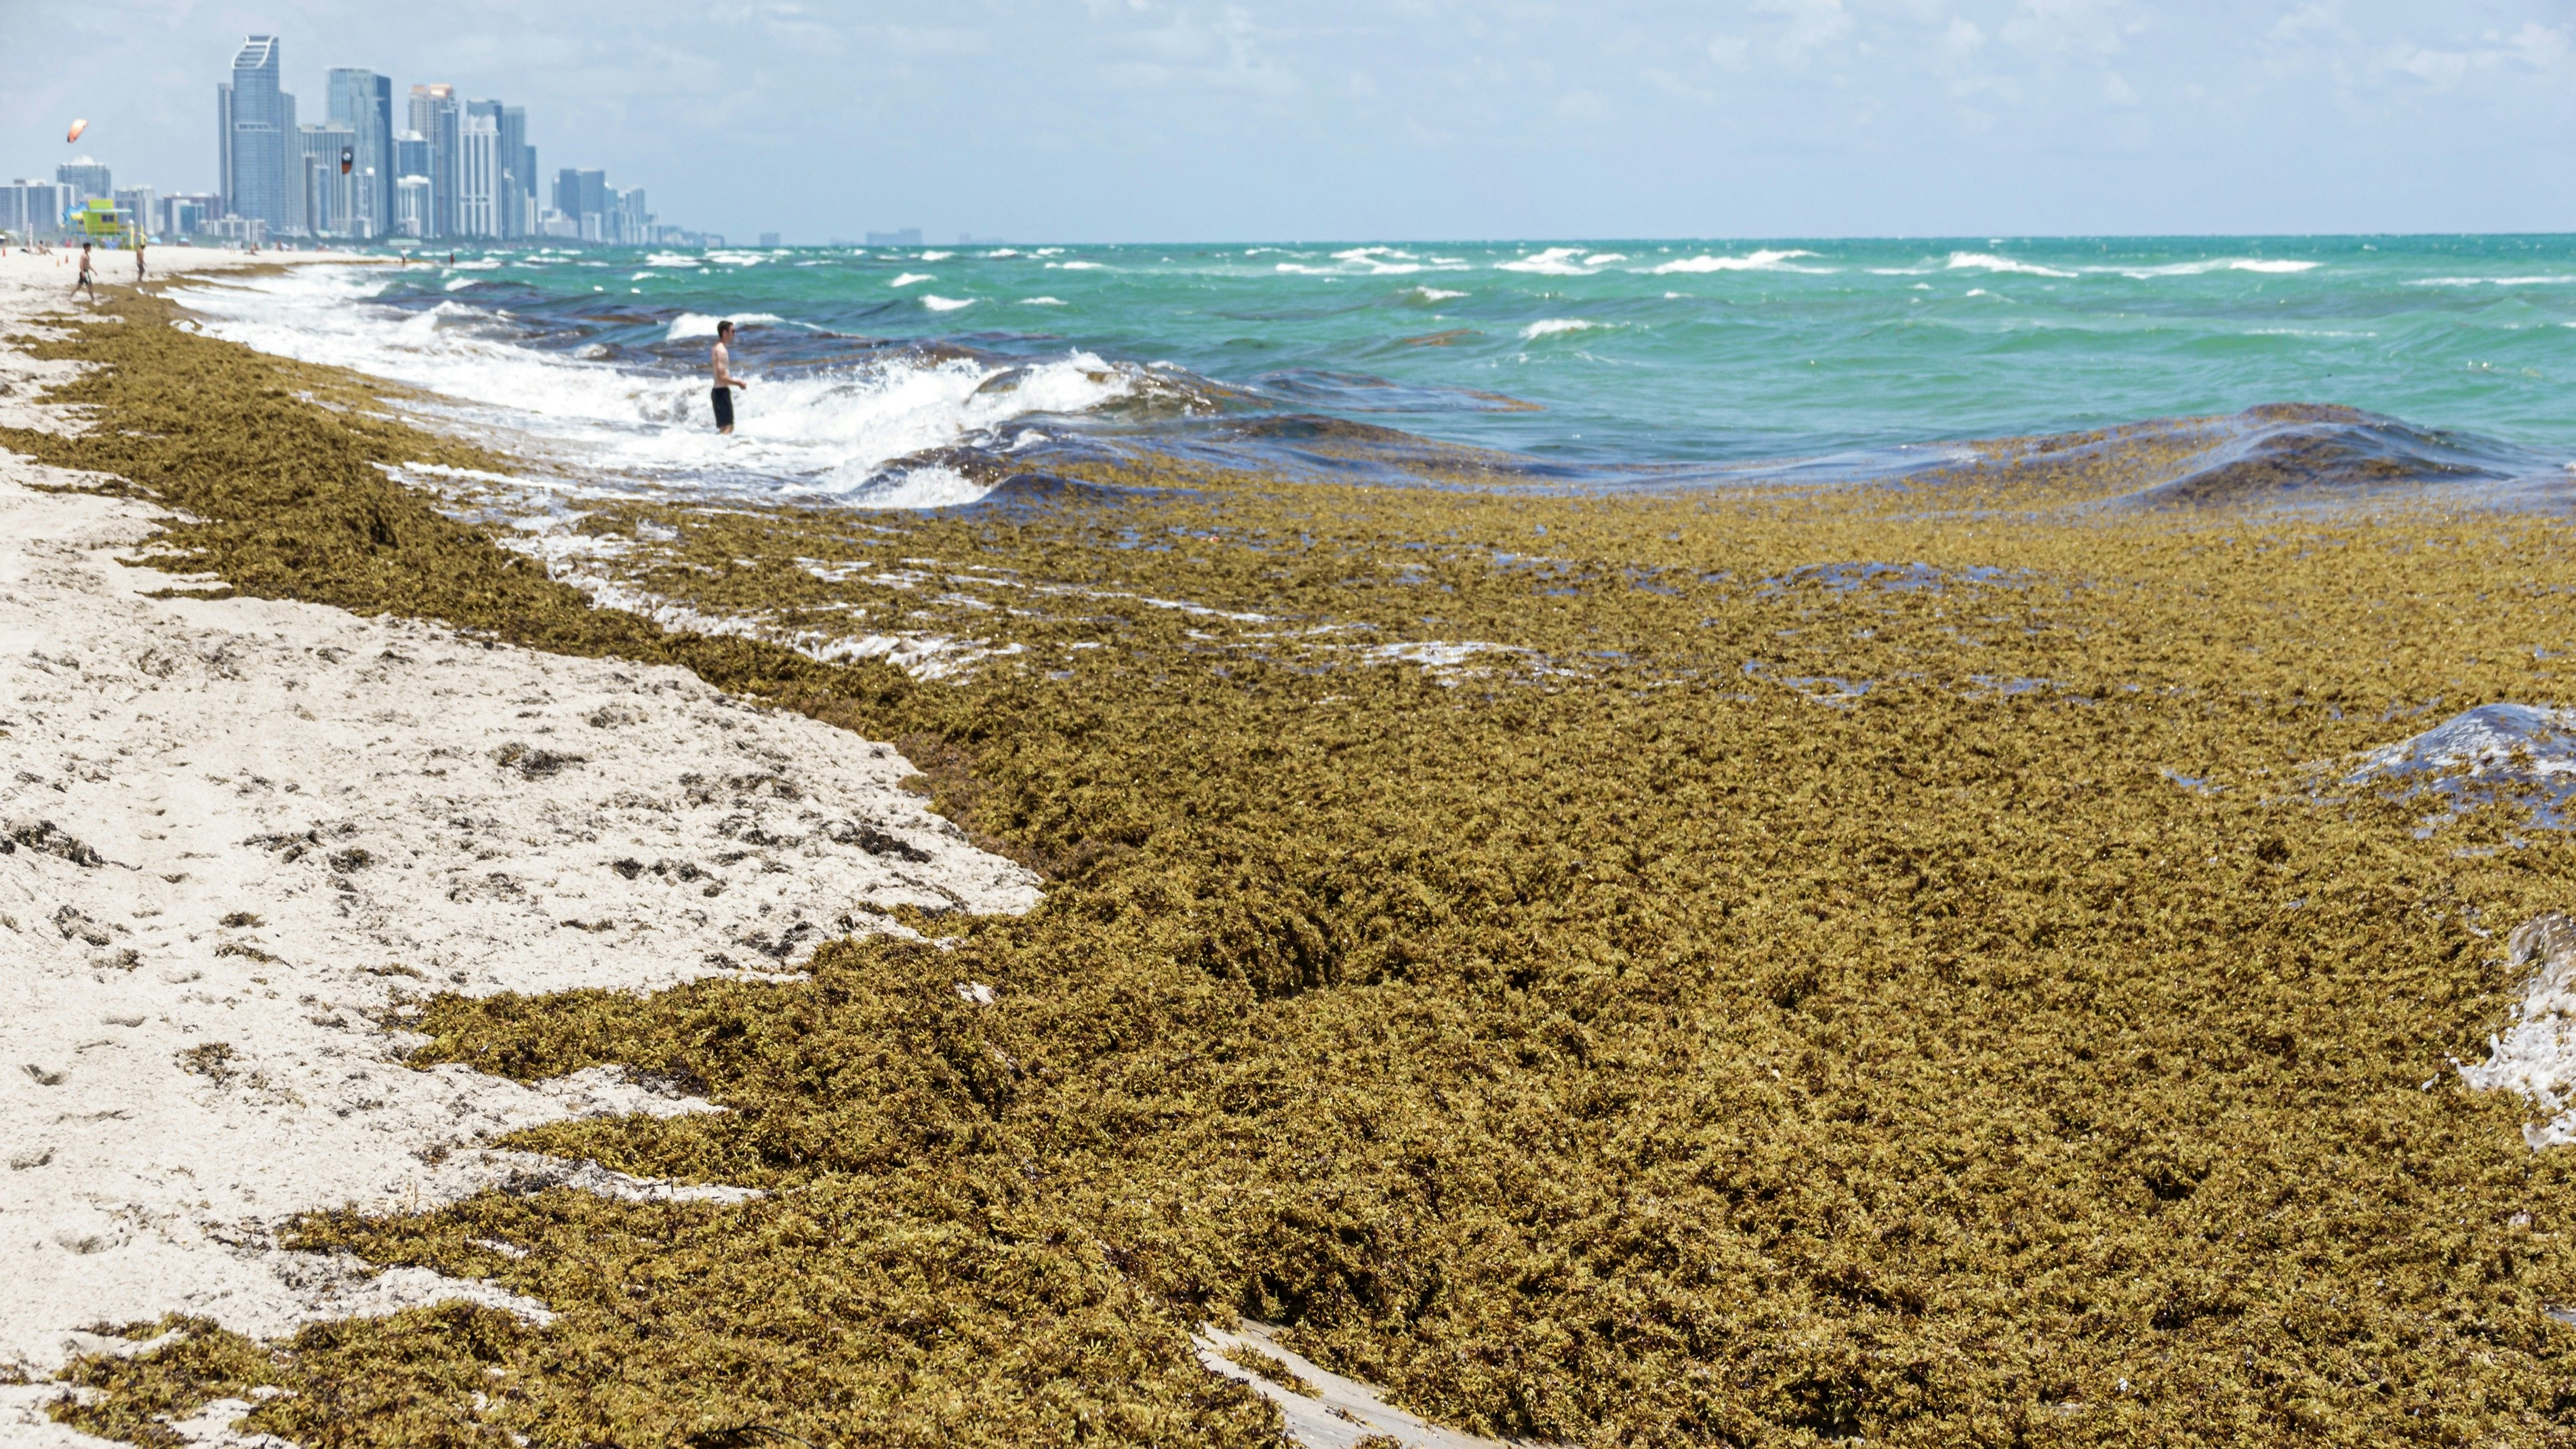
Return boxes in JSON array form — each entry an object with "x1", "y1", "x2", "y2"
[
  {"x1": 220, "y1": 36, "x2": 295, "y2": 229},
  {"x1": 113, "y1": 186, "x2": 156, "y2": 237},
  {"x1": 497, "y1": 106, "x2": 529, "y2": 240},
  {"x1": 327, "y1": 68, "x2": 393, "y2": 239},
  {"x1": 56, "y1": 159, "x2": 112, "y2": 205},
  {"x1": 556, "y1": 168, "x2": 607, "y2": 240},
  {"x1": 1, "y1": 181, "x2": 73, "y2": 239},
  {"x1": 407, "y1": 83, "x2": 458, "y2": 239},
  {"x1": 458, "y1": 107, "x2": 499, "y2": 238},
  {"x1": 394, "y1": 176, "x2": 430, "y2": 239},
  {"x1": 293, "y1": 122, "x2": 357, "y2": 237},
  {"x1": 395, "y1": 131, "x2": 431, "y2": 186}
]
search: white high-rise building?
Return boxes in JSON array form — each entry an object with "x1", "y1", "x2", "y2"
[
  {"x1": 113, "y1": 187, "x2": 157, "y2": 238},
  {"x1": 1, "y1": 181, "x2": 73, "y2": 239},
  {"x1": 456, "y1": 110, "x2": 499, "y2": 239},
  {"x1": 292, "y1": 123, "x2": 356, "y2": 237},
  {"x1": 394, "y1": 176, "x2": 430, "y2": 239}
]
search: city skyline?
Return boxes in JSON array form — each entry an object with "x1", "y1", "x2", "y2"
[{"x1": 5, "y1": 31, "x2": 710, "y2": 247}]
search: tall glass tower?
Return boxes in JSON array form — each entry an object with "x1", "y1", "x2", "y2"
[
  {"x1": 407, "y1": 85, "x2": 460, "y2": 240},
  {"x1": 327, "y1": 69, "x2": 394, "y2": 239},
  {"x1": 220, "y1": 36, "x2": 293, "y2": 229}
]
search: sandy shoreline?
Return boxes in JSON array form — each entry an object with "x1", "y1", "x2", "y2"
[{"x1": 0, "y1": 252, "x2": 1042, "y2": 1442}]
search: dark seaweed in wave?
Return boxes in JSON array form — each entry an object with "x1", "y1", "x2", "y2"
[{"x1": 1965, "y1": 405, "x2": 2571, "y2": 513}]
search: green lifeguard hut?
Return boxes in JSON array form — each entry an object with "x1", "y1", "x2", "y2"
[{"x1": 72, "y1": 198, "x2": 134, "y2": 245}]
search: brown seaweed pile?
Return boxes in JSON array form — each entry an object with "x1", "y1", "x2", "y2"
[{"x1": 11, "y1": 290, "x2": 2576, "y2": 1448}]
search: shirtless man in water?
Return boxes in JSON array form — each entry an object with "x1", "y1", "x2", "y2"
[{"x1": 710, "y1": 319, "x2": 750, "y2": 433}]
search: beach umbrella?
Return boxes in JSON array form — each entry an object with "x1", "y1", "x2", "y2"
[{"x1": 65, "y1": 119, "x2": 89, "y2": 144}]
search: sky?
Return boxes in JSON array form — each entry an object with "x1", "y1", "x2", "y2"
[{"x1": 4, "y1": 0, "x2": 2574, "y2": 243}]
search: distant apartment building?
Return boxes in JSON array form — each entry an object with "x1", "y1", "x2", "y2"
[
  {"x1": 480, "y1": 103, "x2": 534, "y2": 239},
  {"x1": 220, "y1": 35, "x2": 296, "y2": 230},
  {"x1": 613, "y1": 188, "x2": 651, "y2": 245},
  {"x1": 866, "y1": 228, "x2": 923, "y2": 246},
  {"x1": 292, "y1": 121, "x2": 357, "y2": 237},
  {"x1": 393, "y1": 176, "x2": 430, "y2": 239},
  {"x1": 407, "y1": 84, "x2": 459, "y2": 239},
  {"x1": 1, "y1": 181, "x2": 73, "y2": 239},
  {"x1": 203, "y1": 215, "x2": 268, "y2": 247},
  {"x1": 161, "y1": 193, "x2": 220, "y2": 236},
  {"x1": 555, "y1": 167, "x2": 606, "y2": 241},
  {"x1": 57, "y1": 159, "x2": 113, "y2": 206},
  {"x1": 327, "y1": 68, "x2": 393, "y2": 239},
  {"x1": 456, "y1": 108, "x2": 499, "y2": 238},
  {"x1": 113, "y1": 186, "x2": 156, "y2": 237}
]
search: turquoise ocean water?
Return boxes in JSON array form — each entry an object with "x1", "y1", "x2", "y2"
[{"x1": 169, "y1": 237, "x2": 2576, "y2": 507}]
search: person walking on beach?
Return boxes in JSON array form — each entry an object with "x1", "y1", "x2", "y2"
[
  {"x1": 134, "y1": 239, "x2": 146, "y2": 282},
  {"x1": 710, "y1": 319, "x2": 749, "y2": 434},
  {"x1": 72, "y1": 244, "x2": 96, "y2": 302}
]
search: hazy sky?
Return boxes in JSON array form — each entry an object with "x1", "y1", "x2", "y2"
[{"x1": 6, "y1": 0, "x2": 2574, "y2": 242}]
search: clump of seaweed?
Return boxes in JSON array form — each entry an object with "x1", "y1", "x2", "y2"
[
  {"x1": 1222, "y1": 1344, "x2": 1317, "y2": 1398},
  {"x1": 15, "y1": 287, "x2": 2576, "y2": 1448}
]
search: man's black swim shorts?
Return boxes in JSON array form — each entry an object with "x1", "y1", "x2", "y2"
[{"x1": 712, "y1": 386, "x2": 735, "y2": 429}]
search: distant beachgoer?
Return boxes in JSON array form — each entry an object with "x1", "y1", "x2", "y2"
[
  {"x1": 134, "y1": 240, "x2": 146, "y2": 281},
  {"x1": 73, "y1": 244, "x2": 96, "y2": 300},
  {"x1": 710, "y1": 320, "x2": 749, "y2": 434}
]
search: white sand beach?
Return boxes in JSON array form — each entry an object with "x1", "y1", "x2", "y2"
[{"x1": 0, "y1": 249, "x2": 1043, "y2": 1442}]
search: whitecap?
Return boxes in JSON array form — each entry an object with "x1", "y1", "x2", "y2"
[
  {"x1": 1650, "y1": 249, "x2": 1830, "y2": 275},
  {"x1": 840, "y1": 464, "x2": 992, "y2": 509},
  {"x1": 645, "y1": 252, "x2": 704, "y2": 268},
  {"x1": 1022, "y1": 296, "x2": 1066, "y2": 305},
  {"x1": 1946, "y1": 252, "x2": 2078, "y2": 279},
  {"x1": 921, "y1": 295, "x2": 974, "y2": 312},
  {"x1": 1521, "y1": 318, "x2": 1603, "y2": 340},
  {"x1": 919, "y1": 250, "x2": 954, "y2": 262},
  {"x1": 668, "y1": 312, "x2": 785, "y2": 340},
  {"x1": 2111, "y1": 258, "x2": 2324, "y2": 279},
  {"x1": 984, "y1": 248, "x2": 1020, "y2": 258},
  {"x1": 1497, "y1": 247, "x2": 1592, "y2": 276},
  {"x1": 1584, "y1": 253, "x2": 1627, "y2": 266},
  {"x1": 890, "y1": 272, "x2": 933, "y2": 287},
  {"x1": 1047, "y1": 260, "x2": 1104, "y2": 270},
  {"x1": 1411, "y1": 287, "x2": 1467, "y2": 301},
  {"x1": 443, "y1": 277, "x2": 477, "y2": 291},
  {"x1": 2410, "y1": 274, "x2": 2576, "y2": 288}
]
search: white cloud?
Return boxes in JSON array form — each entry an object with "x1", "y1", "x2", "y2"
[
  {"x1": 2267, "y1": 3, "x2": 2346, "y2": 46},
  {"x1": 1755, "y1": 0, "x2": 1853, "y2": 64},
  {"x1": 2000, "y1": 0, "x2": 2144, "y2": 59}
]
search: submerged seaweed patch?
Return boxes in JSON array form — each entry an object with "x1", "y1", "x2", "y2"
[{"x1": 14, "y1": 289, "x2": 2576, "y2": 1447}]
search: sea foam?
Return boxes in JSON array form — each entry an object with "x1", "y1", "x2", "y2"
[
  {"x1": 1650, "y1": 249, "x2": 1829, "y2": 275},
  {"x1": 172, "y1": 268, "x2": 1143, "y2": 508},
  {"x1": 668, "y1": 312, "x2": 786, "y2": 340}
]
